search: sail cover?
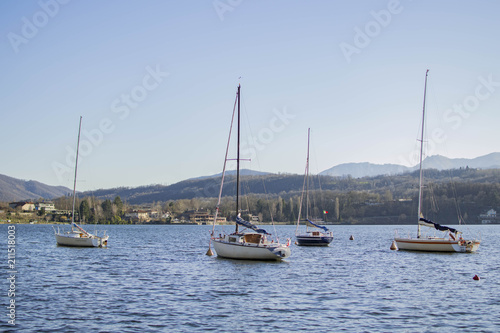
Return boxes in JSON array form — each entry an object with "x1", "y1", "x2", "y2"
[
  {"x1": 235, "y1": 216, "x2": 268, "y2": 234},
  {"x1": 419, "y1": 218, "x2": 458, "y2": 234},
  {"x1": 306, "y1": 219, "x2": 329, "y2": 232}
]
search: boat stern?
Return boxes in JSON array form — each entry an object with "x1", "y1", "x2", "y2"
[
  {"x1": 270, "y1": 245, "x2": 291, "y2": 259},
  {"x1": 453, "y1": 239, "x2": 480, "y2": 253}
]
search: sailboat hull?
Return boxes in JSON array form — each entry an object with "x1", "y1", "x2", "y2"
[
  {"x1": 212, "y1": 239, "x2": 290, "y2": 260},
  {"x1": 394, "y1": 237, "x2": 480, "y2": 253},
  {"x1": 296, "y1": 235, "x2": 333, "y2": 246},
  {"x1": 55, "y1": 232, "x2": 109, "y2": 248}
]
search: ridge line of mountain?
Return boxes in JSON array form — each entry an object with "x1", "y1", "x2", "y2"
[{"x1": 1, "y1": 152, "x2": 499, "y2": 202}]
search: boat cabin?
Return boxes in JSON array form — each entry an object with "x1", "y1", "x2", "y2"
[{"x1": 224, "y1": 233, "x2": 264, "y2": 245}]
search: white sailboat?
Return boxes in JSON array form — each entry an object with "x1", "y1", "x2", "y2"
[
  {"x1": 295, "y1": 128, "x2": 333, "y2": 246},
  {"x1": 208, "y1": 84, "x2": 291, "y2": 260},
  {"x1": 54, "y1": 116, "x2": 109, "y2": 248},
  {"x1": 394, "y1": 70, "x2": 480, "y2": 253}
]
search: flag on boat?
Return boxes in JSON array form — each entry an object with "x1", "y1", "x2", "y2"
[
  {"x1": 306, "y1": 219, "x2": 329, "y2": 232},
  {"x1": 235, "y1": 215, "x2": 269, "y2": 234},
  {"x1": 323, "y1": 210, "x2": 328, "y2": 214}
]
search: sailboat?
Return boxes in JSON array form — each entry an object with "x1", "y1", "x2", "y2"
[
  {"x1": 209, "y1": 84, "x2": 291, "y2": 260},
  {"x1": 54, "y1": 116, "x2": 109, "y2": 248},
  {"x1": 394, "y1": 70, "x2": 480, "y2": 253},
  {"x1": 295, "y1": 128, "x2": 333, "y2": 246}
]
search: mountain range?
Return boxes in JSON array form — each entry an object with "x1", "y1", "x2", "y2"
[
  {"x1": 189, "y1": 169, "x2": 270, "y2": 180},
  {"x1": 0, "y1": 174, "x2": 71, "y2": 202},
  {"x1": 2, "y1": 153, "x2": 500, "y2": 203},
  {"x1": 320, "y1": 153, "x2": 500, "y2": 178}
]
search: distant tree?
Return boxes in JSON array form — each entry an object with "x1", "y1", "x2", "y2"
[
  {"x1": 79, "y1": 200, "x2": 90, "y2": 222},
  {"x1": 383, "y1": 190, "x2": 393, "y2": 202},
  {"x1": 37, "y1": 207, "x2": 46, "y2": 217},
  {"x1": 113, "y1": 196, "x2": 124, "y2": 216},
  {"x1": 101, "y1": 199, "x2": 113, "y2": 221}
]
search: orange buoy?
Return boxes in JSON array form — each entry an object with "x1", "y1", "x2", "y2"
[
  {"x1": 390, "y1": 241, "x2": 398, "y2": 251},
  {"x1": 473, "y1": 274, "x2": 480, "y2": 281}
]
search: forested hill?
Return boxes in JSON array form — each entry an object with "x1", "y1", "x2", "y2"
[
  {"x1": 0, "y1": 174, "x2": 71, "y2": 202},
  {"x1": 85, "y1": 168, "x2": 500, "y2": 205}
]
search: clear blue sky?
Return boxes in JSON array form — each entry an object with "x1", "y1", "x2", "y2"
[{"x1": 1, "y1": 0, "x2": 499, "y2": 191}]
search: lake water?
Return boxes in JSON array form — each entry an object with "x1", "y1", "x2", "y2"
[{"x1": 1, "y1": 223, "x2": 499, "y2": 332}]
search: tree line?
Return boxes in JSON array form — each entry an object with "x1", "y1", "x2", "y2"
[
  {"x1": 51, "y1": 196, "x2": 128, "y2": 224},
  {"x1": 40, "y1": 168, "x2": 500, "y2": 224}
]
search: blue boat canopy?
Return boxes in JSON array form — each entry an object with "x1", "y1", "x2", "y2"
[
  {"x1": 236, "y1": 215, "x2": 269, "y2": 234},
  {"x1": 419, "y1": 217, "x2": 459, "y2": 234},
  {"x1": 306, "y1": 219, "x2": 329, "y2": 232}
]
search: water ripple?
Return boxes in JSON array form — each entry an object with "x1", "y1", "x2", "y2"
[{"x1": 1, "y1": 224, "x2": 499, "y2": 332}]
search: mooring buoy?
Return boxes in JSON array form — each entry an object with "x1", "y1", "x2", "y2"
[{"x1": 390, "y1": 241, "x2": 398, "y2": 251}]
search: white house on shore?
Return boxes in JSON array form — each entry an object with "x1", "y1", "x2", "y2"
[
  {"x1": 35, "y1": 202, "x2": 56, "y2": 212},
  {"x1": 479, "y1": 209, "x2": 497, "y2": 224},
  {"x1": 9, "y1": 201, "x2": 35, "y2": 211}
]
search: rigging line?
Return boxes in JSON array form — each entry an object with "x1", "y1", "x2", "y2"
[
  {"x1": 211, "y1": 88, "x2": 238, "y2": 237},
  {"x1": 309, "y1": 129, "x2": 326, "y2": 210},
  {"x1": 239, "y1": 91, "x2": 257, "y2": 224},
  {"x1": 448, "y1": 169, "x2": 466, "y2": 225},
  {"x1": 259, "y1": 177, "x2": 280, "y2": 242},
  {"x1": 240, "y1": 87, "x2": 281, "y2": 240},
  {"x1": 296, "y1": 148, "x2": 309, "y2": 233},
  {"x1": 71, "y1": 116, "x2": 82, "y2": 227}
]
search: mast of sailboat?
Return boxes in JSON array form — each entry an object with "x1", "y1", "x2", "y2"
[
  {"x1": 71, "y1": 116, "x2": 82, "y2": 228},
  {"x1": 235, "y1": 84, "x2": 241, "y2": 233},
  {"x1": 207, "y1": 85, "x2": 239, "y2": 255},
  {"x1": 306, "y1": 128, "x2": 310, "y2": 222},
  {"x1": 417, "y1": 70, "x2": 429, "y2": 238}
]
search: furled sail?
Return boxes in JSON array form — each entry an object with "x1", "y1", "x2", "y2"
[
  {"x1": 306, "y1": 219, "x2": 329, "y2": 232},
  {"x1": 235, "y1": 215, "x2": 268, "y2": 234},
  {"x1": 419, "y1": 218, "x2": 459, "y2": 234}
]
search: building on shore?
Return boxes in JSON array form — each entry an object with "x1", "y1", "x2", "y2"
[
  {"x1": 479, "y1": 209, "x2": 499, "y2": 224},
  {"x1": 9, "y1": 201, "x2": 35, "y2": 211}
]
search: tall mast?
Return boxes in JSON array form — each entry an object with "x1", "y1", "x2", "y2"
[
  {"x1": 417, "y1": 70, "x2": 429, "y2": 238},
  {"x1": 305, "y1": 128, "x2": 310, "y2": 220},
  {"x1": 235, "y1": 84, "x2": 241, "y2": 233},
  {"x1": 71, "y1": 116, "x2": 82, "y2": 225}
]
